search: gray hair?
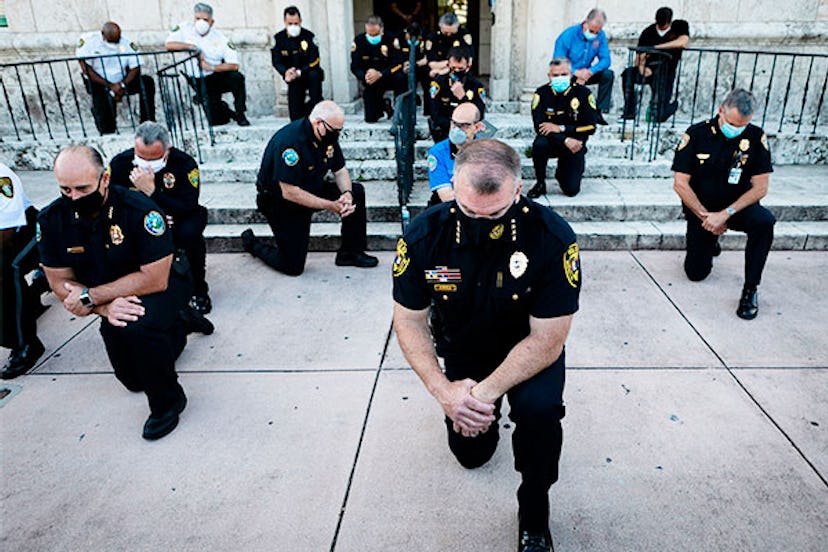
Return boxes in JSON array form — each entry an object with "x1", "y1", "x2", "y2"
[
  {"x1": 722, "y1": 88, "x2": 758, "y2": 117},
  {"x1": 549, "y1": 57, "x2": 571, "y2": 69},
  {"x1": 439, "y1": 13, "x2": 459, "y2": 28},
  {"x1": 586, "y1": 8, "x2": 607, "y2": 25},
  {"x1": 366, "y1": 15, "x2": 384, "y2": 27},
  {"x1": 454, "y1": 139, "x2": 521, "y2": 195},
  {"x1": 135, "y1": 121, "x2": 172, "y2": 150},
  {"x1": 309, "y1": 100, "x2": 344, "y2": 123},
  {"x1": 194, "y1": 3, "x2": 213, "y2": 17}
]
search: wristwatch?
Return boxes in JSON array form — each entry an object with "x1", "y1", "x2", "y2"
[
  {"x1": 79, "y1": 288, "x2": 95, "y2": 308},
  {"x1": 726, "y1": 207, "x2": 736, "y2": 216}
]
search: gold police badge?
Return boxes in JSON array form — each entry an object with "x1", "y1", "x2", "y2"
[
  {"x1": 739, "y1": 138, "x2": 750, "y2": 152},
  {"x1": 570, "y1": 97, "x2": 580, "y2": 111},
  {"x1": 489, "y1": 224, "x2": 504, "y2": 240},
  {"x1": 466, "y1": 90, "x2": 474, "y2": 100},
  {"x1": 300, "y1": 40, "x2": 308, "y2": 51},
  {"x1": 163, "y1": 172, "x2": 176, "y2": 189},
  {"x1": 110, "y1": 224, "x2": 124, "y2": 245},
  {"x1": 381, "y1": 44, "x2": 389, "y2": 56}
]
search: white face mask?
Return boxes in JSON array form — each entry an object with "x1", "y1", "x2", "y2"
[
  {"x1": 656, "y1": 26, "x2": 670, "y2": 37},
  {"x1": 287, "y1": 24, "x2": 301, "y2": 38},
  {"x1": 133, "y1": 155, "x2": 166, "y2": 174},
  {"x1": 194, "y1": 19, "x2": 211, "y2": 36}
]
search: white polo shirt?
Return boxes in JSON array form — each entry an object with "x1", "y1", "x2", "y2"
[
  {"x1": 165, "y1": 21, "x2": 239, "y2": 77},
  {"x1": 75, "y1": 31, "x2": 141, "y2": 83}
]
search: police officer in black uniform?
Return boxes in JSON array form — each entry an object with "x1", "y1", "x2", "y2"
[
  {"x1": 241, "y1": 101, "x2": 378, "y2": 275},
  {"x1": 425, "y1": 12, "x2": 474, "y2": 79},
  {"x1": 527, "y1": 58, "x2": 598, "y2": 198},
  {"x1": 394, "y1": 22, "x2": 431, "y2": 115},
  {"x1": 393, "y1": 140, "x2": 580, "y2": 552},
  {"x1": 672, "y1": 88, "x2": 775, "y2": 319},
  {"x1": 109, "y1": 122, "x2": 212, "y2": 315},
  {"x1": 38, "y1": 146, "x2": 190, "y2": 440},
  {"x1": 272, "y1": 5, "x2": 324, "y2": 121},
  {"x1": 428, "y1": 46, "x2": 486, "y2": 142},
  {"x1": 350, "y1": 15, "x2": 407, "y2": 123}
]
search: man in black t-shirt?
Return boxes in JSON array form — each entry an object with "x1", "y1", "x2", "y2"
[
  {"x1": 672, "y1": 89, "x2": 775, "y2": 320},
  {"x1": 393, "y1": 140, "x2": 580, "y2": 552},
  {"x1": 621, "y1": 7, "x2": 689, "y2": 122}
]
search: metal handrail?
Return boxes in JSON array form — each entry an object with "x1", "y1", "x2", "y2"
[{"x1": 393, "y1": 38, "x2": 419, "y2": 231}]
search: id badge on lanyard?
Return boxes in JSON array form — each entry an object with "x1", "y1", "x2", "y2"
[{"x1": 728, "y1": 152, "x2": 745, "y2": 185}]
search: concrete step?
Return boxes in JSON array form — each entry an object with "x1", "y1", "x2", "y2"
[{"x1": 206, "y1": 220, "x2": 828, "y2": 253}]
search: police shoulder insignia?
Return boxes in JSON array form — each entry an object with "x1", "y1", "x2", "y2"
[
  {"x1": 163, "y1": 172, "x2": 176, "y2": 189},
  {"x1": 282, "y1": 148, "x2": 300, "y2": 167},
  {"x1": 677, "y1": 133, "x2": 690, "y2": 151},
  {"x1": 227, "y1": 41, "x2": 237, "y2": 50},
  {"x1": 478, "y1": 88, "x2": 486, "y2": 101},
  {"x1": 313, "y1": 37, "x2": 320, "y2": 47},
  {"x1": 392, "y1": 238, "x2": 411, "y2": 278},
  {"x1": 509, "y1": 251, "x2": 529, "y2": 278},
  {"x1": 587, "y1": 93, "x2": 596, "y2": 110},
  {"x1": 129, "y1": 42, "x2": 138, "y2": 51},
  {"x1": 531, "y1": 93, "x2": 540, "y2": 110},
  {"x1": 172, "y1": 25, "x2": 180, "y2": 32},
  {"x1": 463, "y1": 34, "x2": 473, "y2": 45},
  {"x1": 188, "y1": 168, "x2": 199, "y2": 188},
  {"x1": 0, "y1": 176, "x2": 13, "y2": 198},
  {"x1": 761, "y1": 133, "x2": 769, "y2": 151},
  {"x1": 430, "y1": 82, "x2": 440, "y2": 99},
  {"x1": 351, "y1": 42, "x2": 357, "y2": 52},
  {"x1": 78, "y1": 38, "x2": 85, "y2": 48},
  {"x1": 739, "y1": 138, "x2": 750, "y2": 152},
  {"x1": 427, "y1": 154, "x2": 438, "y2": 172},
  {"x1": 563, "y1": 243, "x2": 580, "y2": 288},
  {"x1": 144, "y1": 211, "x2": 166, "y2": 237},
  {"x1": 300, "y1": 40, "x2": 308, "y2": 51},
  {"x1": 466, "y1": 90, "x2": 474, "y2": 100},
  {"x1": 110, "y1": 224, "x2": 124, "y2": 245},
  {"x1": 36, "y1": 222, "x2": 42, "y2": 242}
]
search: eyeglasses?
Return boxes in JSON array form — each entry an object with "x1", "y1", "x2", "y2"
[{"x1": 320, "y1": 119, "x2": 343, "y2": 132}]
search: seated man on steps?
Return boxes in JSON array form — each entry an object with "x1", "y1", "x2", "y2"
[{"x1": 241, "y1": 101, "x2": 378, "y2": 275}]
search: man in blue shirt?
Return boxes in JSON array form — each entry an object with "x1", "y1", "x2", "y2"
[
  {"x1": 553, "y1": 9, "x2": 612, "y2": 125},
  {"x1": 426, "y1": 102, "x2": 484, "y2": 206}
]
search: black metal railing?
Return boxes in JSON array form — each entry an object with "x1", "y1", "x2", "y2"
[
  {"x1": 621, "y1": 46, "x2": 828, "y2": 161},
  {"x1": 392, "y1": 40, "x2": 419, "y2": 231},
  {"x1": 0, "y1": 50, "x2": 213, "y2": 162}
]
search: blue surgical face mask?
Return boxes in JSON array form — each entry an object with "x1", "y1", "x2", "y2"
[
  {"x1": 366, "y1": 33, "x2": 381, "y2": 46},
  {"x1": 583, "y1": 29, "x2": 597, "y2": 40},
  {"x1": 449, "y1": 126, "x2": 468, "y2": 146},
  {"x1": 550, "y1": 75, "x2": 571, "y2": 93},
  {"x1": 720, "y1": 121, "x2": 747, "y2": 139}
]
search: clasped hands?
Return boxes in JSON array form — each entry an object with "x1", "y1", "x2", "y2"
[
  {"x1": 62, "y1": 282, "x2": 145, "y2": 327},
  {"x1": 700, "y1": 210, "x2": 730, "y2": 235},
  {"x1": 328, "y1": 192, "x2": 356, "y2": 218},
  {"x1": 438, "y1": 378, "x2": 497, "y2": 438}
]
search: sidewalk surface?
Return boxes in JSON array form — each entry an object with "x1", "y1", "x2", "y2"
[{"x1": 2, "y1": 251, "x2": 827, "y2": 551}]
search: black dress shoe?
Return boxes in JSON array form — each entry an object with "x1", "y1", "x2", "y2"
[
  {"x1": 181, "y1": 307, "x2": 215, "y2": 335},
  {"x1": 518, "y1": 529, "x2": 554, "y2": 552},
  {"x1": 236, "y1": 114, "x2": 251, "y2": 126},
  {"x1": 527, "y1": 182, "x2": 546, "y2": 199},
  {"x1": 596, "y1": 112, "x2": 608, "y2": 125},
  {"x1": 335, "y1": 251, "x2": 379, "y2": 268},
  {"x1": 383, "y1": 97, "x2": 395, "y2": 119},
  {"x1": 241, "y1": 228, "x2": 256, "y2": 254},
  {"x1": 2, "y1": 338, "x2": 45, "y2": 380},
  {"x1": 190, "y1": 293, "x2": 212, "y2": 315},
  {"x1": 142, "y1": 392, "x2": 187, "y2": 440},
  {"x1": 737, "y1": 286, "x2": 759, "y2": 320}
]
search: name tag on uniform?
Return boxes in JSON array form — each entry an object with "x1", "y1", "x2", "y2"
[
  {"x1": 67, "y1": 246, "x2": 85, "y2": 254},
  {"x1": 728, "y1": 167, "x2": 742, "y2": 184}
]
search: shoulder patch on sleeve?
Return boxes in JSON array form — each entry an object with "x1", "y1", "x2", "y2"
[
  {"x1": 427, "y1": 154, "x2": 438, "y2": 172},
  {"x1": 351, "y1": 42, "x2": 357, "y2": 52},
  {"x1": 36, "y1": 221, "x2": 42, "y2": 242},
  {"x1": 77, "y1": 38, "x2": 85, "y2": 48},
  {"x1": 531, "y1": 93, "x2": 540, "y2": 110},
  {"x1": 227, "y1": 41, "x2": 236, "y2": 50},
  {"x1": 761, "y1": 133, "x2": 769, "y2": 151},
  {"x1": 392, "y1": 238, "x2": 411, "y2": 278},
  {"x1": 587, "y1": 93, "x2": 596, "y2": 110},
  {"x1": 282, "y1": 148, "x2": 300, "y2": 167},
  {"x1": 563, "y1": 243, "x2": 580, "y2": 288},
  {"x1": 0, "y1": 176, "x2": 13, "y2": 198},
  {"x1": 188, "y1": 168, "x2": 200, "y2": 188},
  {"x1": 478, "y1": 87, "x2": 486, "y2": 101},
  {"x1": 129, "y1": 41, "x2": 138, "y2": 51},
  {"x1": 144, "y1": 210, "x2": 166, "y2": 236},
  {"x1": 313, "y1": 36, "x2": 320, "y2": 47},
  {"x1": 171, "y1": 25, "x2": 180, "y2": 32},
  {"x1": 677, "y1": 133, "x2": 690, "y2": 151},
  {"x1": 430, "y1": 81, "x2": 440, "y2": 99}
]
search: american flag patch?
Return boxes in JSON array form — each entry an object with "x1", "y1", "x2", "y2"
[{"x1": 424, "y1": 266, "x2": 462, "y2": 283}]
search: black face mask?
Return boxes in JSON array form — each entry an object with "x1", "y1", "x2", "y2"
[
  {"x1": 457, "y1": 199, "x2": 519, "y2": 246},
  {"x1": 317, "y1": 122, "x2": 340, "y2": 146},
  {"x1": 449, "y1": 69, "x2": 468, "y2": 83},
  {"x1": 63, "y1": 173, "x2": 105, "y2": 218}
]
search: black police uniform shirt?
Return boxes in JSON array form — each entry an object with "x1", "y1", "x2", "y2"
[
  {"x1": 272, "y1": 28, "x2": 323, "y2": 79},
  {"x1": 392, "y1": 198, "x2": 581, "y2": 360},
  {"x1": 531, "y1": 82, "x2": 598, "y2": 145},
  {"x1": 424, "y1": 27, "x2": 473, "y2": 63},
  {"x1": 256, "y1": 117, "x2": 345, "y2": 202},
  {"x1": 637, "y1": 20, "x2": 690, "y2": 71},
  {"x1": 37, "y1": 185, "x2": 174, "y2": 288},
  {"x1": 108, "y1": 148, "x2": 200, "y2": 221},
  {"x1": 671, "y1": 119, "x2": 773, "y2": 212},
  {"x1": 392, "y1": 32, "x2": 426, "y2": 65},
  {"x1": 430, "y1": 71, "x2": 487, "y2": 128},
  {"x1": 350, "y1": 33, "x2": 405, "y2": 83}
]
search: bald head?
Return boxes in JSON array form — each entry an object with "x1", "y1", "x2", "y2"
[
  {"x1": 453, "y1": 102, "x2": 481, "y2": 124},
  {"x1": 309, "y1": 100, "x2": 345, "y2": 128},
  {"x1": 101, "y1": 21, "x2": 121, "y2": 44},
  {"x1": 54, "y1": 146, "x2": 108, "y2": 201}
]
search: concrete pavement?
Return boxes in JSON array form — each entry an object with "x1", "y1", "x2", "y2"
[{"x1": 2, "y1": 251, "x2": 827, "y2": 551}]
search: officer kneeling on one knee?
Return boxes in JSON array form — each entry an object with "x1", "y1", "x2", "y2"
[
  {"x1": 527, "y1": 57, "x2": 597, "y2": 199},
  {"x1": 672, "y1": 88, "x2": 775, "y2": 320},
  {"x1": 242, "y1": 101, "x2": 378, "y2": 275},
  {"x1": 38, "y1": 146, "x2": 193, "y2": 440},
  {"x1": 393, "y1": 139, "x2": 580, "y2": 552}
]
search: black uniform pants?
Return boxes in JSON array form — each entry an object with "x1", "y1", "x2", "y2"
[
  {"x1": 442, "y1": 351, "x2": 566, "y2": 532},
  {"x1": 287, "y1": 69, "x2": 324, "y2": 121},
  {"x1": 86, "y1": 75, "x2": 155, "y2": 135},
  {"x1": 253, "y1": 182, "x2": 368, "y2": 276},
  {"x1": 99, "y1": 272, "x2": 189, "y2": 416},
  {"x1": 532, "y1": 135, "x2": 586, "y2": 197},
  {"x1": 684, "y1": 203, "x2": 776, "y2": 287},
  {"x1": 1, "y1": 207, "x2": 40, "y2": 350},
  {"x1": 583, "y1": 69, "x2": 614, "y2": 113},
  {"x1": 173, "y1": 207, "x2": 209, "y2": 296},
  {"x1": 188, "y1": 71, "x2": 247, "y2": 125},
  {"x1": 621, "y1": 65, "x2": 676, "y2": 120},
  {"x1": 363, "y1": 73, "x2": 407, "y2": 123}
]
